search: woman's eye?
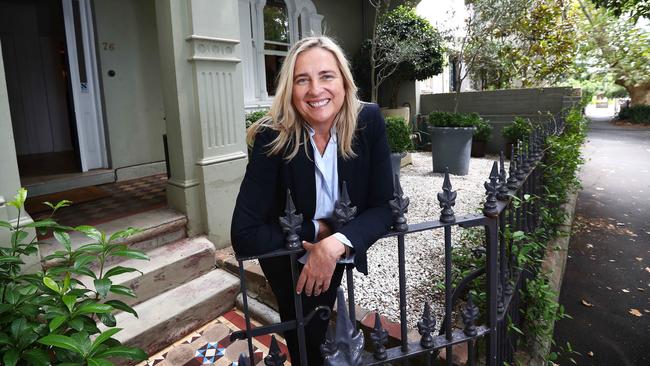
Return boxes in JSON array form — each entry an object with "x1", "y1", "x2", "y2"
[
  {"x1": 296, "y1": 78, "x2": 308, "y2": 85},
  {"x1": 322, "y1": 74, "x2": 335, "y2": 80}
]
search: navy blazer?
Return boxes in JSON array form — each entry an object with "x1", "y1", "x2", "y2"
[{"x1": 230, "y1": 103, "x2": 394, "y2": 274}]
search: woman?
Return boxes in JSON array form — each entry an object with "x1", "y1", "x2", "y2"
[{"x1": 231, "y1": 36, "x2": 393, "y2": 365}]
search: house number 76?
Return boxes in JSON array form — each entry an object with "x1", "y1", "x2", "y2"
[{"x1": 102, "y1": 42, "x2": 115, "y2": 51}]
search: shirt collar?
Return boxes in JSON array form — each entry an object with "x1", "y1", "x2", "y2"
[{"x1": 305, "y1": 124, "x2": 338, "y2": 144}]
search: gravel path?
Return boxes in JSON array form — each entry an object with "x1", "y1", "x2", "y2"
[{"x1": 342, "y1": 152, "x2": 499, "y2": 328}]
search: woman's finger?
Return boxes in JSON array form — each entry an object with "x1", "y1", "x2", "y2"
[
  {"x1": 304, "y1": 276, "x2": 317, "y2": 297},
  {"x1": 296, "y1": 271, "x2": 307, "y2": 294}
]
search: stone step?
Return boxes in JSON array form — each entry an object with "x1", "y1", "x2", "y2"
[
  {"x1": 40, "y1": 208, "x2": 187, "y2": 266},
  {"x1": 108, "y1": 268, "x2": 239, "y2": 358},
  {"x1": 82, "y1": 236, "x2": 216, "y2": 308}
]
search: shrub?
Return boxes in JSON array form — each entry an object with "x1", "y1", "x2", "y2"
[
  {"x1": 473, "y1": 119, "x2": 493, "y2": 142},
  {"x1": 428, "y1": 111, "x2": 481, "y2": 128},
  {"x1": 245, "y1": 110, "x2": 268, "y2": 129},
  {"x1": 619, "y1": 105, "x2": 650, "y2": 124},
  {"x1": 502, "y1": 117, "x2": 533, "y2": 142},
  {"x1": 384, "y1": 116, "x2": 413, "y2": 153},
  {"x1": 0, "y1": 189, "x2": 148, "y2": 366}
]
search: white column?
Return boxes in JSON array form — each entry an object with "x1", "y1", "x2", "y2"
[{"x1": 155, "y1": 0, "x2": 248, "y2": 248}]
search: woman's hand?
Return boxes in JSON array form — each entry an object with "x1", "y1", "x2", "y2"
[
  {"x1": 296, "y1": 236, "x2": 346, "y2": 296},
  {"x1": 316, "y1": 219, "x2": 333, "y2": 241}
]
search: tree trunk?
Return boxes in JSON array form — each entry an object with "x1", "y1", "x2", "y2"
[{"x1": 626, "y1": 83, "x2": 650, "y2": 107}]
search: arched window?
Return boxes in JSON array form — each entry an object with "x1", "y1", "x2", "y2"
[{"x1": 239, "y1": 0, "x2": 323, "y2": 107}]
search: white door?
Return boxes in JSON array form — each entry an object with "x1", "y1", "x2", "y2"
[{"x1": 62, "y1": 0, "x2": 107, "y2": 171}]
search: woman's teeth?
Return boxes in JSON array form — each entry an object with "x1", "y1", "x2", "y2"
[{"x1": 308, "y1": 99, "x2": 329, "y2": 108}]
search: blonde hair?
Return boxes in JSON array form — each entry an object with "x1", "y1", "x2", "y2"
[{"x1": 246, "y1": 36, "x2": 362, "y2": 160}]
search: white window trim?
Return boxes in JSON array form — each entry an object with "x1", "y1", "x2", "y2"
[{"x1": 239, "y1": 0, "x2": 322, "y2": 110}]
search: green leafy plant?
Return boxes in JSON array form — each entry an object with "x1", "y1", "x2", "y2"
[
  {"x1": 473, "y1": 119, "x2": 493, "y2": 142},
  {"x1": 245, "y1": 109, "x2": 268, "y2": 129},
  {"x1": 502, "y1": 117, "x2": 533, "y2": 142},
  {"x1": 618, "y1": 105, "x2": 650, "y2": 124},
  {"x1": 0, "y1": 189, "x2": 148, "y2": 365},
  {"x1": 427, "y1": 111, "x2": 481, "y2": 128},
  {"x1": 384, "y1": 116, "x2": 413, "y2": 153}
]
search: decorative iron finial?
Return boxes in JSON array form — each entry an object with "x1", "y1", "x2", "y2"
[
  {"x1": 237, "y1": 354, "x2": 252, "y2": 366},
  {"x1": 483, "y1": 162, "x2": 499, "y2": 218},
  {"x1": 504, "y1": 270, "x2": 514, "y2": 297},
  {"x1": 515, "y1": 142, "x2": 526, "y2": 181},
  {"x1": 437, "y1": 169, "x2": 457, "y2": 223},
  {"x1": 389, "y1": 174, "x2": 409, "y2": 232},
  {"x1": 417, "y1": 302, "x2": 436, "y2": 349},
  {"x1": 520, "y1": 140, "x2": 531, "y2": 173},
  {"x1": 497, "y1": 280, "x2": 505, "y2": 314},
  {"x1": 334, "y1": 181, "x2": 358, "y2": 227},
  {"x1": 462, "y1": 293, "x2": 479, "y2": 337},
  {"x1": 507, "y1": 144, "x2": 519, "y2": 190},
  {"x1": 370, "y1": 313, "x2": 388, "y2": 360},
  {"x1": 264, "y1": 336, "x2": 287, "y2": 366},
  {"x1": 279, "y1": 189, "x2": 303, "y2": 249},
  {"x1": 497, "y1": 151, "x2": 509, "y2": 201},
  {"x1": 322, "y1": 288, "x2": 364, "y2": 366}
]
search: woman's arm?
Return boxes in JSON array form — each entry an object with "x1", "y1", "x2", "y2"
[{"x1": 230, "y1": 128, "x2": 315, "y2": 257}]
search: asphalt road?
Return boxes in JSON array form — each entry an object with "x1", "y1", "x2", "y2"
[{"x1": 552, "y1": 105, "x2": 650, "y2": 365}]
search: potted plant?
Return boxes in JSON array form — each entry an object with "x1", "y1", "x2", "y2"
[
  {"x1": 428, "y1": 112, "x2": 477, "y2": 175},
  {"x1": 502, "y1": 116, "x2": 533, "y2": 158},
  {"x1": 471, "y1": 118, "x2": 493, "y2": 158},
  {"x1": 385, "y1": 116, "x2": 413, "y2": 178}
]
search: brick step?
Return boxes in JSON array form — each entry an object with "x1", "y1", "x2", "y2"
[
  {"x1": 108, "y1": 268, "x2": 240, "y2": 360},
  {"x1": 80, "y1": 236, "x2": 216, "y2": 308},
  {"x1": 40, "y1": 208, "x2": 187, "y2": 267}
]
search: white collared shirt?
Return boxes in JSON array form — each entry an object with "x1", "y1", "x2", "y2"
[{"x1": 298, "y1": 125, "x2": 354, "y2": 264}]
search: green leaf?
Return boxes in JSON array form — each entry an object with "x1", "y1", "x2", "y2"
[
  {"x1": 75, "y1": 226, "x2": 103, "y2": 242},
  {"x1": 108, "y1": 227, "x2": 142, "y2": 242},
  {"x1": 62, "y1": 294, "x2": 77, "y2": 312},
  {"x1": 38, "y1": 334, "x2": 84, "y2": 355},
  {"x1": 95, "y1": 345, "x2": 147, "y2": 361},
  {"x1": 104, "y1": 266, "x2": 140, "y2": 278},
  {"x1": 76, "y1": 243, "x2": 105, "y2": 253},
  {"x1": 87, "y1": 358, "x2": 114, "y2": 366},
  {"x1": 0, "y1": 332, "x2": 11, "y2": 346},
  {"x1": 17, "y1": 284, "x2": 38, "y2": 296},
  {"x1": 0, "y1": 256, "x2": 23, "y2": 264},
  {"x1": 22, "y1": 348, "x2": 50, "y2": 366},
  {"x1": 10, "y1": 318, "x2": 27, "y2": 338},
  {"x1": 111, "y1": 249, "x2": 149, "y2": 261},
  {"x1": 44, "y1": 199, "x2": 72, "y2": 212},
  {"x1": 10, "y1": 230, "x2": 28, "y2": 245},
  {"x1": 94, "y1": 278, "x2": 112, "y2": 298},
  {"x1": 98, "y1": 312, "x2": 116, "y2": 327},
  {"x1": 43, "y1": 277, "x2": 61, "y2": 294},
  {"x1": 74, "y1": 254, "x2": 97, "y2": 269},
  {"x1": 54, "y1": 231, "x2": 72, "y2": 252},
  {"x1": 68, "y1": 317, "x2": 85, "y2": 331},
  {"x1": 23, "y1": 218, "x2": 57, "y2": 228},
  {"x1": 0, "y1": 220, "x2": 12, "y2": 229},
  {"x1": 7, "y1": 188, "x2": 27, "y2": 210},
  {"x1": 2, "y1": 348, "x2": 19, "y2": 366},
  {"x1": 75, "y1": 302, "x2": 113, "y2": 315},
  {"x1": 109, "y1": 285, "x2": 136, "y2": 298},
  {"x1": 49, "y1": 315, "x2": 67, "y2": 332},
  {"x1": 90, "y1": 328, "x2": 122, "y2": 354},
  {"x1": 105, "y1": 300, "x2": 138, "y2": 318},
  {"x1": 69, "y1": 267, "x2": 97, "y2": 279}
]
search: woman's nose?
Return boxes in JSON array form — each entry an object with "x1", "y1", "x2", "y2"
[{"x1": 308, "y1": 80, "x2": 323, "y2": 95}]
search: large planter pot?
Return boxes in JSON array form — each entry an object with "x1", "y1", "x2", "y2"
[
  {"x1": 390, "y1": 152, "x2": 407, "y2": 179},
  {"x1": 428, "y1": 126, "x2": 475, "y2": 175},
  {"x1": 471, "y1": 139, "x2": 487, "y2": 157}
]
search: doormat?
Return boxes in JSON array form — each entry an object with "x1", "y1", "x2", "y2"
[{"x1": 25, "y1": 186, "x2": 111, "y2": 215}]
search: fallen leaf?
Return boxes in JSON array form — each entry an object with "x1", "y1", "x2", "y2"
[
  {"x1": 586, "y1": 244, "x2": 594, "y2": 249},
  {"x1": 606, "y1": 286, "x2": 612, "y2": 290},
  {"x1": 609, "y1": 259, "x2": 616, "y2": 262},
  {"x1": 644, "y1": 309, "x2": 650, "y2": 313},
  {"x1": 645, "y1": 267, "x2": 650, "y2": 273},
  {"x1": 587, "y1": 351, "x2": 594, "y2": 357},
  {"x1": 596, "y1": 187, "x2": 605, "y2": 191},
  {"x1": 622, "y1": 289, "x2": 630, "y2": 293},
  {"x1": 581, "y1": 299, "x2": 594, "y2": 307},
  {"x1": 638, "y1": 288, "x2": 645, "y2": 292},
  {"x1": 616, "y1": 222, "x2": 625, "y2": 226},
  {"x1": 629, "y1": 309, "x2": 642, "y2": 317},
  {"x1": 636, "y1": 257, "x2": 643, "y2": 261}
]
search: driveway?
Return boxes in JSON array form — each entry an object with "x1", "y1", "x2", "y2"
[{"x1": 552, "y1": 105, "x2": 650, "y2": 365}]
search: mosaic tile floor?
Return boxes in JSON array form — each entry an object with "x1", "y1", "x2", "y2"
[
  {"x1": 139, "y1": 309, "x2": 291, "y2": 366},
  {"x1": 28, "y1": 174, "x2": 168, "y2": 231}
]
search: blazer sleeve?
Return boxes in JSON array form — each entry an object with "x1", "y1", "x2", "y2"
[
  {"x1": 338, "y1": 105, "x2": 394, "y2": 274},
  {"x1": 230, "y1": 128, "x2": 316, "y2": 257}
]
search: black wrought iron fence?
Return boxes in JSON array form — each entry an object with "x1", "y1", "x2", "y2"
[{"x1": 231, "y1": 116, "x2": 565, "y2": 366}]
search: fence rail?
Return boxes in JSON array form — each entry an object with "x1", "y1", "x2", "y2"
[{"x1": 231, "y1": 116, "x2": 565, "y2": 366}]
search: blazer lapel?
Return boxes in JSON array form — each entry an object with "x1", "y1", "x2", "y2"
[{"x1": 290, "y1": 140, "x2": 316, "y2": 218}]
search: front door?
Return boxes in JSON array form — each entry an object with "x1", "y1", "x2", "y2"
[{"x1": 62, "y1": 0, "x2": 107, "y2": 172}]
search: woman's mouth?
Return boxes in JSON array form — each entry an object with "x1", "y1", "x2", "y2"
[{"x1": 307, "y1": 99, "x2": 330, "y2": 108}]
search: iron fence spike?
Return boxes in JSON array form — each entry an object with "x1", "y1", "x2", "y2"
[
  {"x1": 507, "y1": 144, "x2": 519, "y2": 190},
  {"x1": 483, "y1": 162, "x2": 499, "y2": 217},
  {"x1": 389, "y1": 174, "x2": 409, "y2": 232},
  {"x1": 334, "y1": 181, "x2": 358, "y2": 227},
  {"x1": 462, "y1": 293, "x2": 479, "y2": 337},
  {"x1": 438, "y1": 169, "x2": 456, "y2": 223},
  {"x1": 322, "y1": 288, "x2": 364, "y2": 366},
  {"x1": 238, "y1": 353, "x2": 252, "y2": 366},
  {"x1": 264, "y1": 336, "x2": 287, "y2": 366},
  {"x1": 497, "y1": 151, "x2": 509, "y2": 200},
  {"x1": 417, "y1": 302, "x2": 436, "y2": 348},
  {"x1": 278, "y1": 189, "x2": 302, "y2": 249},
  {"x1": 369, "y1": 312, "x2": 388, "y2": 360}
]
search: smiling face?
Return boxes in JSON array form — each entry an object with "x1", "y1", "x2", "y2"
[{"x1": 291, "y1": 47, "x2": 346, "y2": 131}]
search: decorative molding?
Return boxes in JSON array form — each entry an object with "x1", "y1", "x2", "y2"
[
  {"x1": 198, "y1": 70, "x2": 240, "y2": 149},
  {"x1": 196, "y1": 151, "x2": 248, "y2": 166},
  {"x1": 167, "y1": 178, "x2": 200, "y2": 189},
  {"x1": 187, "y1": 36, "x2": 241, "y2": 63}
]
